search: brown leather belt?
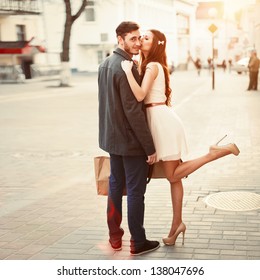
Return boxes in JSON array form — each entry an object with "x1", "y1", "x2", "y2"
[{"x1": 145, "y1": 102, "x2": 166, "y2": 108}]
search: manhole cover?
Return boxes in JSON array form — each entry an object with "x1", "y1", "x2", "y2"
[{"x1": 203, "y1": 191, "x2": 260, "y2": 211}]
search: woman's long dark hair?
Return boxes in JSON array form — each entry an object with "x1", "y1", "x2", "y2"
[{"x1": 140, "y1": 29, "x2": 172, "y2": 106}]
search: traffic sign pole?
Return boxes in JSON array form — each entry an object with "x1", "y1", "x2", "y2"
[{"x1": 208, "y1": 24, "x2": 218, "y2": 90}]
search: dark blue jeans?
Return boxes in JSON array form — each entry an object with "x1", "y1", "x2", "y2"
[{"x1": 107, "y1": 154, "x2": 149, "y2": 250}]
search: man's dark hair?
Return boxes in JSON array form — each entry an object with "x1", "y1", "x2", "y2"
[{"x1": 116, "y1": 21, "x2": 140, "y2": 39}]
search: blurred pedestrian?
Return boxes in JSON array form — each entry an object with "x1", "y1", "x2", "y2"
[
  {"x1": 222, "y1": 60, "x2": 227, "y2": 72},
  {"x1": 98, "y1": 21, "x2": 160, "y2": 256},
  {"x1": 247, "y1": 50, "x2": 260, "y2": 91},
  {"x1": 207, "y1": 57, "x2": 212, "y2": 74},
  {"x1": 228, "y1": 59, "x2": 232, "y2": 73},
  {"x1": 194, "y1": 58, "x2": 202, "y2": 76}
]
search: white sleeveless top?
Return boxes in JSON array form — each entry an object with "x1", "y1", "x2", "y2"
[
  {"x1": 143, "y1": 62, "x2": 188, "y2": 161},
  {"x1": 144, "y1": 62, "x2": 167, "y2": 104}
]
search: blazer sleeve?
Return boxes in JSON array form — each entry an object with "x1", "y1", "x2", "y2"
[{"x1": 118, "y1": 72, "x2": 155, "y2": 156}]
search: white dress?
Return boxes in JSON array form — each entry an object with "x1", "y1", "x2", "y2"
[{"x1": 144, "y1": 62, "x2": 188, "y2": 161}]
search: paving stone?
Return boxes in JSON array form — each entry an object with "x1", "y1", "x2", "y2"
[{"x1": 0, "y1": 71, "x2": 259, "y2": 260}]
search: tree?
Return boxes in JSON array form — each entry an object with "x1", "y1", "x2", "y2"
[{"x1": 60, "y1": 0, "x2": 88, "y2": 86}]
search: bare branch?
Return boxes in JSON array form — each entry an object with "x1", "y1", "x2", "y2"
[
  {"x1": 63, "y1": 0, "x2": 72, "y2": 18},
  {"x1": 72, "y1": 0, "x2": 88, "y2": 22}
]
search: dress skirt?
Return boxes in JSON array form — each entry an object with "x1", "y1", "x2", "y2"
[{"x1": 146, "y1": 105, "x2": 188, "y2": 161}]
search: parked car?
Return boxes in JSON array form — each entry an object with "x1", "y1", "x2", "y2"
[{"x1": 231, "y1": 57, "x2": 249, "y2": 74}]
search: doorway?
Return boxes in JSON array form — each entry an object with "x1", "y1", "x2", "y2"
[{"x1": 21, "y1": 58, "x2": 33, "y2": 79}]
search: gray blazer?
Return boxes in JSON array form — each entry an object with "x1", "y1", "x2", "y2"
[{"x1": 98, "y1": 48, "x2": 155, "y2": 156}]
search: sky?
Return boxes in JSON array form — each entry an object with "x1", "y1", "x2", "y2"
[
  {"x1": 222, "y1": 0, "x2": 256, "y2": 13},
  {"x1": 198, "y1": 0, "x2": 256, "y2": 10},
  {"x1": 198, "y1": 0, "x2": 256, "y2": 18}
]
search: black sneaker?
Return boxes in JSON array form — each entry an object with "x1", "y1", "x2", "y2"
[
  {"x1": 109, "y1": 239, "x2": 122, "y2": 251},
  {"x1": 130, "y1": 240, "x2": 160, "y2": 256}
]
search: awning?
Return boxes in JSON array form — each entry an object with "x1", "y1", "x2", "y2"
[{"x1": 0, "y1": 38, "x2": 45, "y2": 55}]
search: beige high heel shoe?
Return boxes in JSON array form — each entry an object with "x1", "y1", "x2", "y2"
[
  {"x1": 209, "y1": 134, "x2": 240, "y2": 156},
  {"x1": 162, "y1": 222, "x2": 186, "y2": 246}
]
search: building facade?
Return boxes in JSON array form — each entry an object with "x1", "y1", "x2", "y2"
[
  {"x1": 0, "y1": 0, "x2": 198, "y2": 79},
  {"x1": 255, "y1": 0, "x2": 260, "y2": 55},
  {"x1": 1, "y1": 0, "x2": 257, "y2": 81},
  {"x1": 194, "y1": 1, "x2": 260, "y2": 66},
  {"x1": 239, "y1": 0, "x2": 260, "y2": 57},
  {"x1": 0, "y1": 0, "x2": 45, "y2": 81},
  {"x1": 42, "y1": 0, "x2": 197, "y2": 73}
]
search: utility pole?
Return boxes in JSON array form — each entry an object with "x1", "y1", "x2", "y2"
[{"x1": 208, "y1": 23, "x2": 218, "y2": 90}]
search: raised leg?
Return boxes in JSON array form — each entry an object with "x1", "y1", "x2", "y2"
[{"x1": 165, "y1": 146, "x2": 234, "y2": 183}]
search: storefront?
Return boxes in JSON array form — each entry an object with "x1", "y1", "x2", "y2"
[{"x1": 0, "y1": 38, "x2": 45, "y2": 82}]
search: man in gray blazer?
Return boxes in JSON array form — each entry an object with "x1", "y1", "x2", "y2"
[{"x1": 98, "y1": 21, "x2": 159, "y2": 255}]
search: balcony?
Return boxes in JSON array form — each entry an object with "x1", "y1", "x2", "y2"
[{"x1": 0, "y1": 0, "x2": 41, "y2": 15}]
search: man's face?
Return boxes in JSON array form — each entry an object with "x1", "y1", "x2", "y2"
[{"x1": 118, "y1": 30, "x2": 141, "y2": 56}]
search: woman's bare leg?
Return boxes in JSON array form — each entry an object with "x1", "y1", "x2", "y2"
[
  {"x1": 163, "y1": 161, "x2": 184, "y2": 237},
  {"x1": 168, "y1": 180, "x2": 184, "y2": 237},
  {"x1": 161, "y1": 147, "x2": 234, "y2": 236},
  {"x1": 169, "y1": 149, "x2": 232, "y2": 183}
]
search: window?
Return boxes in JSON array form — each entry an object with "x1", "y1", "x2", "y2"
[
  {"x1": 177, "y1": 14, "x2": 189, "y2": 35},
  {"x1": 85, "y1": 1, "x2": 95, "y2": 22},
  {"x1": 16, "y1": 25, "x2": 26, "y2": 41},
  {"x1": 100, "y1": 33, "x2": 108, "y2": 42},
  {"x1": 97, "y1": 50, "x2": 103, "y2": 64}
]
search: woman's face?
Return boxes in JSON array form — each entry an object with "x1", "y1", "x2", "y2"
[{"x1": 140, "y1": 31, "x2": 154, "y2": 54}]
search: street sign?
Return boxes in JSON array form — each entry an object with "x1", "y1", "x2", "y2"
[{"x1": 208, "y1": 24, "x2": 218, "y2": 33}]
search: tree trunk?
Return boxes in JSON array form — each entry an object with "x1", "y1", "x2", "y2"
[
  {"x1": 60, "y1": 61, "x2": 71, "y2": 86},
  {"x1": 60, "y1": 1, "x2": 72, "y2": 86},
  {"x1": 60, "y1": 17, "x2": 72, "y2": 86},
  {"x1": 60, "y1": 0, "x2": 88, "y2": 87}
]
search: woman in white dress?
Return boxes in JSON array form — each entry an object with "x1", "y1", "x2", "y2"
[{"x1": 121, "y1": 29, "x2": 240, "y2": 246}]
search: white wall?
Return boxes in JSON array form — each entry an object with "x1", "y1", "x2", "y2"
[
  {"x1": 25, "y1": 0, "x2": 196, "y2": 72},
  {"x1": 0, "y1": 15, "x2": 42, "y2": 41},
  {"x1": 0, "y1": 13, "x2": 45, "y2": 66}
]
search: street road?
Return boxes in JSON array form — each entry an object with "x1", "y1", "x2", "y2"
[{"x1": 0, "y1": 69, "x2": 260, "y2": 261}]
